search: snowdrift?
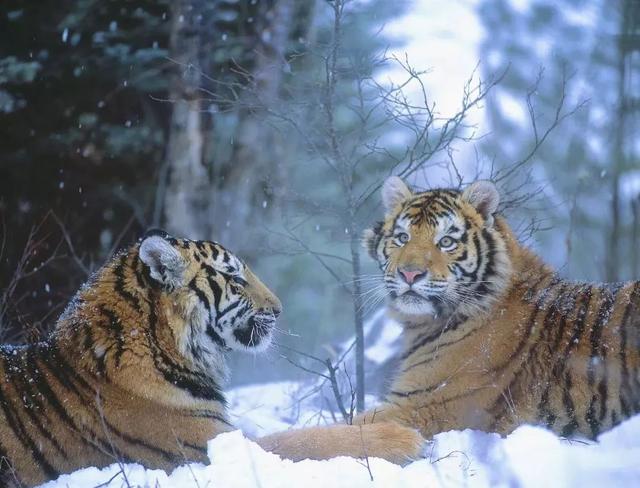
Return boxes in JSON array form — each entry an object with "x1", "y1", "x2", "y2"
[{"x1": 40, "y1": 415, "x2": 640, "y2": 488}]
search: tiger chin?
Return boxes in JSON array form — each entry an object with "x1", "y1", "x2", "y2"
[
  {"x1": 355, "y1": 176, "x2": 640, "y2": 442},
  {"x1": 0, "y1": 229, "x2": 423, "y2": 487}
]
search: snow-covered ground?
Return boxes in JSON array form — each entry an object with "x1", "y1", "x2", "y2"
[{"x1": 41, "y1": 386, "x2": 640, "y2": 488}]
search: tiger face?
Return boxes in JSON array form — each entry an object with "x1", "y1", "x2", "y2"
[
  {"x1": 363, "y1": 177, "x2": 511, "y2": 319},
  {"x1": 139, "y1": 230, "x2": 282, "y2": 361}
]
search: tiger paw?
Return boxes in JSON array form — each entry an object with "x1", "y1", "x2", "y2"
[{"x1": 357, "y1": 421, "x2": 425, "y2": 465}]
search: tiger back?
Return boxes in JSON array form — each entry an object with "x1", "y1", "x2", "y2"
[{"x1": 356, "y1": 176, "x2": 640, "y2": 440}]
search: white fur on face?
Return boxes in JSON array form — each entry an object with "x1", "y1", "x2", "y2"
[
  {"x1": 386, "y1": 213, "x2": 466, "y2": 317},
  {"x1": 393, "y1": 294, "x2": 437, "y2": 316}
]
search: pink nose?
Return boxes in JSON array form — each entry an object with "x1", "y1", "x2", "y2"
[{"x1": 398, "y1": 268, "x2": 426, "y2": 285}]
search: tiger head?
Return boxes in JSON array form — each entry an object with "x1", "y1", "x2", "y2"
[
  {"x1": 138, "y1": 230, "x2": 282, "y2": 357},
  {"x1": 363, "y1": 177, "x2": 512, "y2": 320}
]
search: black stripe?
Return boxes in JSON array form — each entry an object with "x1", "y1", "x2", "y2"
[
  {"x1": 99, "y1": 306, "x2": 126, "y2": 368},
  {"x1": 589, "y1": 285, "x2": 622, "y2": 425},
  {"x1": 145, "y1": 290, "x2": 226, "y2": 404},
  {"x1": 113, "y1": 253, "x2": 143, "y2": 312},
  {"x1": 560, "y1": 371, "x2": 579, "y2": 437},
  {"x1": 533, "y1": 284, "x2": 570, "y2": 425},
  {"x1": 582, "y1": 286, "x2": 614, "y2": 437},
  {"x1": 0, "y1": 351, "x2": 59, "y2": 479},
  {"x1": 43, "y1": 345, "x2": 178, "y2": 463},
  {"x1": 29, "y1": 348, "x2": 105, "y2": 456},
  {"x1": 398, "y1": 316, "x2": 464, "y2": 362},
  {"x1": 389, "y1": 384, "x2": 438, "y2": 398},
  {"x1": 400, "y1": 324, "x2": 480, "y2": 373},
  {"x1": 19, "y1": 349, "x2": 69, "y2": 459},
  {"x1": 488, "y1": 274, "x2": 560, "y2": 420},
  {"x1": 499, "y1": 274, "x2": 560, "y2": 369},
  {"x1": 182, "y1": 410, "x2": 233, "y2": 427},
  {"x1": 84, "y1": 321, "x2": 107, "y2": 378},
  {"x1": 132, "y1": 253, "x2": 148, "y2": 290},
  {"x1": 218, "y1": 300, "x2": 241, "y2": 319},
  {"x1": 206, "y1": 326, "x2": 227, "y2": 348},
  {"x1": 189, "y1": 278, "x2": 211, "y2": 309},
  {"x1": 619, "y1": 283, "x2": 640, "y2": 413}
]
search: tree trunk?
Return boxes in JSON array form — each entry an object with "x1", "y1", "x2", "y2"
[
  {"x1": 163, "y1": 0, "x2": 210, "y2": 239},
  {"x1": 606, "y1": 0, "x2": 631, "y2": 281},
  {"x1": 210, "y1": 0, "x2": 295, "y2": 253},
  {"x1": 349, "y1": 220, "x2": 366, "y2": 412}
]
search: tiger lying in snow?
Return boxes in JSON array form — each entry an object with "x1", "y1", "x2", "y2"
[{"x1": 356, "y1": 176, "x2": 640, "y2": 440}]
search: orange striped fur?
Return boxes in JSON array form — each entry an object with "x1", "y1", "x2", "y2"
[{"x1": 356, "y1": 177, "x2": 640, "y2": 441}]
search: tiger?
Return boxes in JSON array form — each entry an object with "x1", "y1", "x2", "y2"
[
  {"x1": 0, "y1": 229, "x2": 423, "y2": 487},
  {"x1": 355, "y1": 176, "x2": 640, "y2": 441}
]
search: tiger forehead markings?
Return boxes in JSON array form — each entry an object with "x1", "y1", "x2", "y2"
[{"x1": 356, "y1": 176, "x2": 640, "y2": 442}]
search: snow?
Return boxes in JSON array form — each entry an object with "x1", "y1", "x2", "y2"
[
  {"x1": 40, "y1": 405, "x2": 640, "y2": 488},
  {"x1": 363, "y1": 315, "x2": 402, "y2": 365}
]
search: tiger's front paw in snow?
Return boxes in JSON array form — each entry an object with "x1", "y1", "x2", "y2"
[
  {"x1": 256, "y1": 421, "x2": 425, "y2": 465},
  {"x1": 359, "y1": 421, "x2": 425, "y2": 465}
]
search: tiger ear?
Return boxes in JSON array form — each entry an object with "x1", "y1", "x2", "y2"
[
  {"x1": 139, "y1": 233, "x2": 186, "y2": 289},
  {"x1": 461, "y1": 180, "x2": 500, "y2": 226},
  {"x1": 382, "y1": 176, "x2": 412, "y2": 213}
]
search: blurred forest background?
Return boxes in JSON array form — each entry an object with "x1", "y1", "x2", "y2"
[{"x1": 0, "y1": 0, "x2": 639, "y2": 392}]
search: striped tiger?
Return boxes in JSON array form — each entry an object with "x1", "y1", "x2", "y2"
[
  {"x1": 0, "y1": 229, "x2": 423, "y2": 487},
  {"x1": 355, "y1": 176, "x2": 640, "y2": 441}
]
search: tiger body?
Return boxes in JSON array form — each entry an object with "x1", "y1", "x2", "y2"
[
  {"x1": 0, "y1": 231, "x2": 265, "y2": 486},
  {"x1": 0, "y1": 230, "x2": 423, "y2": 487},
  {"x1": 358, "y1": 177, "x2": 640, "y2": 440}
]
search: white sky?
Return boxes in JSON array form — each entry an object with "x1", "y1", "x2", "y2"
[
  {"x1": 384, "y1": 0, "x2": 484, "y2": 117},
  {"x1": 380, "y1": 0, "x2": 486, "y2": 182}
]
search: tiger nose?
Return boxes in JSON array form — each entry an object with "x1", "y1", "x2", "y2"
[
  {"x1": 268, "y1": 296, "x2": 282, "y2": 318},
  {"x1": 398, "y1": 267, "x2": 427, "y2": 285}
]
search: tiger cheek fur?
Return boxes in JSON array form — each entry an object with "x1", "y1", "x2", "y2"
[{"x1": 356, "y1": 177, "x2": 640, "y2": 442}]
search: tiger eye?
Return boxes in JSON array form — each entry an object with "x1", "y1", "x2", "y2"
[
  {"x1": 396, "y1": 232, "x2": 410, "y2": 244},
  {"x1": 438, "y1": 236, "x2": 456, "y2": 249}
]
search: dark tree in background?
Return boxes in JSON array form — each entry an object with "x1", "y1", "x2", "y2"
[
  {"x1": 0, "y1": 0, "x2": 308, "y2": 342},
  {"x1": 0, "y1": 0, "x2": 173, "y2": 339},
  {"x1": 160, "y1": 0, "x2": 308, "y2": 247}
]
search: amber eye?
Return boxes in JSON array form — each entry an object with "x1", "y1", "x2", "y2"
[
  {"x1": 396, "y1": 232, "x2": 410, "y2": 244},
  {"x1": 438, "y1": 236, "x2": 456, "y2": 249}
]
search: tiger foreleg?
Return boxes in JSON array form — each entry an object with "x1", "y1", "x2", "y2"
[{"x1": 255, "y1": 422, "x2": 424, "y2": 465}]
